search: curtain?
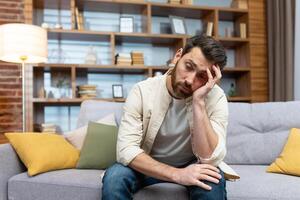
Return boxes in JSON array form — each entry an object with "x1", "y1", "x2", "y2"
[{"x1": 267, "y1": 0, "x2": 295, "y2": 101}]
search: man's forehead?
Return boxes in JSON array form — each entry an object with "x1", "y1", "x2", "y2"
[{"x1": 183, "y1": 48, "x2": 212, "y2": 70}]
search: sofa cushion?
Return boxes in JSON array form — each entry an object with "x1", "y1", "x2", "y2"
[
  {"x1": 8, "y1": 169, "x2": 188, "y2": 200},
  {"x1": 227, "y1": 165, "x2": 300, "y2": 200},
  {"x1": 8, "y1": 166, "x2": 300, "y2": 200},
  {"x1": 8, "y1": 169, "x2": 104, "y2": 200},
  {"x1": 267, "y1": 128, "x2": 300, "y2": 176},
  {"x1": 5, "y1": 133, "x2": 79, "y2": 176},
  {"x1": 65, "y1": 113, "x2": 117, "y2": 150},
  {"x1": 225, "y1": 101, "x2": 300, "y2": 165},
  {"x1": 76, "y1": 122, "x2": 118, "y2": 170}
]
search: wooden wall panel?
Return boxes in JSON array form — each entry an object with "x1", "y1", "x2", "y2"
[{"x1": 249, "y1": 0, "x2": 269, "y2": 102}]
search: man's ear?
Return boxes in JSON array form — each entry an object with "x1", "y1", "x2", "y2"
[{"x1": 172, "y1": 48, "x2": 183, "y2": 64}]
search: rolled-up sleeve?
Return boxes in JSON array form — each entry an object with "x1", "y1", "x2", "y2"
[
  {"x1": 198, "y1": 92, "x2": 228, "y2": 166},
  {"x1": 116, "y1": 84, "x2": 145, "y2": 166}
]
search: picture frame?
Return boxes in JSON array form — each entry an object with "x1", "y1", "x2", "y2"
[
  {"x1": 112, "y1": 84, "x2": 124, "y2": 98},
  {"x1": 169, "y1": 15, "x2": 187, "y2": 35},
  {"x1": 120, "y1": 16, "x2": 134, "y2": 33}
]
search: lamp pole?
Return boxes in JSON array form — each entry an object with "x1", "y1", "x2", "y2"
[{"x1": 20, "y1": 56, "x2": 27, "y2": 131}]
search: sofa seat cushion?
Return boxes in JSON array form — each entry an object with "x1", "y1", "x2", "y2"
[
  {"x1": 8, "y1": 169, "x2": 104, "y2": 200},
  {"x1": 8, "y1": 169, "x2": 188, "y2": 200},
  {"x1": 8, "y1": 165, "x2": 300, "y2": 200},
  {"x1": 227, "y1": 165, "x2": 300, "y2": 200}
]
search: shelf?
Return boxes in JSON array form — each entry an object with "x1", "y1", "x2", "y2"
[
  {"x1": 218, "y1": 8, "x2": 248, "y2": 21},
  {"x1": 151, "y1": 2, "x2": 214, "y2": 19},
  {"x1": 47, "y1": 29, "x2": 250, "y2": 47},
  {"x1": 222, "y1": 67, "x2": 250, "y2": 73},
  {"x1": 34, "y1": 64, "x2": 250, "y2": 74},
  {"x1": 218, "y1": 37, "x2": 249, "y2": 48},
  {"x1": 47, "y1": 29, "x2": 111, "y2": 41},
  {"x1": 227, "y1": 96, "x2": 251, "y2": 102},
  {"x1": 77, "y1": 0, "x2": 248, "y2": 18},
  {"x1": 34, "y1": 0, "x2": 71, "y2": 9},
  {"x1": 77, "y1": 0, "x2": 147, "y2": 14},
  {"x1": 35, "y1": 63, "x2": 150, "y2": 74},
  {"x1": 32, "y1": 98, "x2": 126, "y2": 103},
  {"x1": 36, "y1": 63, "x2": 156, "y2": 69},
  {"x1": 114, "y1": 32, "x2": 186, "y2": 44},
  {"x1": 32, "y1": 96, "x2": 250, "y2": 103}
]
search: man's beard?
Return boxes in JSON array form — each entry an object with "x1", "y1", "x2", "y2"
[{"x1": 170, "y1": 62, "x2": 193, "y2": 99}]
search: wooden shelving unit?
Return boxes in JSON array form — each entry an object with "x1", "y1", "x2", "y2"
[{"x1": 26, "y1": 0, "x2": 253, "y2": 132}]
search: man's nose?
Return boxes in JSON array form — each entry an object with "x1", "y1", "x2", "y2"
[{"x1": 185, "y1": 72, "x2": 196, "y2": 86}]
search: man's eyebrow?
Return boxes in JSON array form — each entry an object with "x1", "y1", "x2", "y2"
[
  {"x1": 186, "y1": 59, "x2": 197, "y2": 67},
  {"x1": 186, "y1": 59, "x2": 208, "y2": 73}
]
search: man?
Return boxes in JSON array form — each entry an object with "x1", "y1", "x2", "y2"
[{"x1": 102, "y1": 35, "x2": 236, "y2": 200}]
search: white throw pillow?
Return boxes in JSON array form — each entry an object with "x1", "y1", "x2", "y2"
[{"x1": 65, "y1": 113, "x2": 116, "y2": 150}]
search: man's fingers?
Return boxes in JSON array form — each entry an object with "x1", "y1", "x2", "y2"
[
  {"x1": 212, "y1": 65, "x2": 222, "y2": 81},
  {"x1": 195, "y1": 180, "x2": 212, "y2": 190},
  {"x1": 206, "y1": 68, "x2": 214, "y2": 81},
  {"x1": 200, "y1": 169, "x2": 222, "y2": 180},
  {"x1": 196, "y1": 164, "x2": 220, "y2": 173},
  {"x1": 199, "y1": 174, "x2": 220, "y2": 184}
]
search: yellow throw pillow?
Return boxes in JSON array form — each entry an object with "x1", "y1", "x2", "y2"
[
  {"x1": 267, "y1": 128, "x2": 300, "y2": 176},
  {"x1": 5, "y1": 132, "x2": 79, "y2": 176}
]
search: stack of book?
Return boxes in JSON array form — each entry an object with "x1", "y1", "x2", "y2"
[
  {"x1": 115, "y1": 53, "x2": 132, "y2": 66},
  {"x1": 35, "y1": 123, "x2": 56, "y2": 133},
  {"x1": 78, "y1": 85, "x2": 97, "y2": 98},
  {"x1": 168, "y1": 0, "x2": 181, "y2": 4},
  {"x1": 131, "y1": 51, "x2": 144, "y2": 66}
]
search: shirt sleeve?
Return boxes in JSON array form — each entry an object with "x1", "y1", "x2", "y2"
[
  {"x1": 197, "y1": 91, "x2": 228, "y2": 166},
  {"x1": 116, "y1": 84, "x2": 145, "y2": 166}
]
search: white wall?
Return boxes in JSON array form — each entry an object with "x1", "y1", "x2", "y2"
[{"x1": 294, "y1": 0, "x2": 300, "y2": 100}]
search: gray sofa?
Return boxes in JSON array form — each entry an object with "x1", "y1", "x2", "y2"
[{"x1": 1, "y1": 100, "x2": 300, "y2": 200}]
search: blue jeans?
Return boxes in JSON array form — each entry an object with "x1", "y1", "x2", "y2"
[{"x1": 102, "y1": 163, "x2": 227, "y2": 200}]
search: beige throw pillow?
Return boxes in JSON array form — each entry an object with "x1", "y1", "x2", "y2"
[{"x1": 65, "y1": 113, "x2": 116, "y2": 150}]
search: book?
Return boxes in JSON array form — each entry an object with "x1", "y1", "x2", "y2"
[
  {"x1": 75, "y1": 7, "x2": 81, "y2": 30},
  {"x1": 71, "y1": 0, "x2": 76, "y2": 30},
  {"x1": 239, "y1": 23, "x2": 247, "y2": 38},
  {"x1": 206, "y1": 22, "x2": 213, "y2": 36}
]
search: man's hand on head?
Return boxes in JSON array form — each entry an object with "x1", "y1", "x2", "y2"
[{"x1": 192, "y1": 65, "x2": 222, "y2": 102}]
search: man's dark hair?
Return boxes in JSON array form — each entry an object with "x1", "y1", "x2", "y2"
[{"x1": 181, "y1": 34, "x2": 227, "y2": 70}]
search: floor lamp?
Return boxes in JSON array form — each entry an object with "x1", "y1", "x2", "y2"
[{"x1": 0, "y1": 23, "x2": 47, "y2": 131}]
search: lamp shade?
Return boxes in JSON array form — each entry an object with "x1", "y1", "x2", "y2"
[{"x1": 0, "y1": 23, "x2": 47, "y2": 64}]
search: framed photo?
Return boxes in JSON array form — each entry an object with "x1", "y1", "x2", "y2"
[
  {"x1": 169, "y1": 15, "x2": 187, "y2": 35},
  {"x1": 112, "y1": 84, "x2": 124, "y2": 98},
  {"x1": 120, "y1": 16, "x2": 134, "y2": 33}
]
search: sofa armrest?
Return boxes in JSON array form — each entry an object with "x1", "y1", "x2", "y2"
[{"x1": 0, "y1": 144, "x2": 26, "y2": 200}]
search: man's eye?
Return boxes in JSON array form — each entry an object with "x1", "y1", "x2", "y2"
[{"x1": 185, "y1": 63, "x2": 193, "y2": 70}]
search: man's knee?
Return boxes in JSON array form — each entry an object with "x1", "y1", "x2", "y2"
[
  {"x1": 102, "y1": 163, "x2": 139, "y2": 192},
  {"x1": 188, "y1": 171, "x2": 227, "y2": 200}
]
